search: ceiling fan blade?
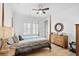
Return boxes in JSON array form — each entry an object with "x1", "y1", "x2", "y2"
[
  {"x1": 42, "y1": 8, "x2": 49, "y2": 10},
  {"x1": 42, "y1": 11, "x2": 46, "y2": 14},
  {"x1": 32, "y1": 9, "x2": 39, "y2": 11}
]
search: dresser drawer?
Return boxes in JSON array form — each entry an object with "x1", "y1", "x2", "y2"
[
  {"x1": 54, "y1": 38, "x2": 65, "y2": 46},
  {"x1": 54, "y1": 37, "x2": 64, "y2": 42},
  {"x1": 51, "y1": 34, "x2": 68, "y2": 48}
]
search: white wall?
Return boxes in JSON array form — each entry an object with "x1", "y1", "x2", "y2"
[{"x1": 51, "y1": 5, "x2": 79, "y2": 44}]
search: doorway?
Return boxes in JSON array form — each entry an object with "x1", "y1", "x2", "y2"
[{"x1": 44, "y1": 20, "x2": 48, "y2": 38}]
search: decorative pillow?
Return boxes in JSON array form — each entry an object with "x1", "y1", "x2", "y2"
[
  {"x1": 7, "y1": 37, "x2": 16, "y2": 48},
  {"x1": 19, "y1": 35, "x2": 24, "y2": 41},
  {"x1": 12, "y1": 34, "x2": 19, "y2": 43},
  {"x1": 7, "y1": 37, "x2": 14, "y2": 45}
]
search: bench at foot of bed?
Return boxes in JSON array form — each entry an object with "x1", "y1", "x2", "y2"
[{"x1": 15, "y1": 42, "x2": 51, "y2": 55}]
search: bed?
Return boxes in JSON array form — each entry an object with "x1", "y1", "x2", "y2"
[{"x1": 16, "y1": 35, "x2": 51, "y2": 55}]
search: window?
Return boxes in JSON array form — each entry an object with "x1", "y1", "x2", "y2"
[
  {"x1": 33, "y1": 24, "x2": 36, "y2": 34},
  {"x1": 24, "y1": 23, "x2": 31, "y2": 35},
  {"x1": 35, "y1": 24, "x2": 38, "y2": 34},
  {"x1": 24, "y1": 23, "x2": 38, "y2": 35},
  {"x1": 33, "y1": 24, "x2": 38, "y2": 35}
]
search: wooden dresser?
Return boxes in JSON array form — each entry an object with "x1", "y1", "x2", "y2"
[
  {"x1": 51, "y1": 34, "x2": 68, "y2": 48},
  {"x1": 76, "y1": 24, "x2": 79, "y2": 56}
]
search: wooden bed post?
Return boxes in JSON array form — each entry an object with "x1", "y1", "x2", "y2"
[
  {"x1": 2, "y1": 3, "x2": 4, "y2": 27},
  {"x1": 49, "y1": 15, "x2": 51, "y2": 43},
  {"x1": 49, "y1": 15, "x2": 52, "y2": 51}
]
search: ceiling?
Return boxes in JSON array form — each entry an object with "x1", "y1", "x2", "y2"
[{"x1": 5, "y1": 3, "x2": 79, "y2": 19}]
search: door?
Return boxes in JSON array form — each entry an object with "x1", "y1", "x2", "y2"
[{"x1": 76, "y1": 24, "x2": 79, "y2": 56}]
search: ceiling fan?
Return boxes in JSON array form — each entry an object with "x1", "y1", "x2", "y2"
[{"x1": 32, "y1": 4, "x2": 49, "y2": 14}]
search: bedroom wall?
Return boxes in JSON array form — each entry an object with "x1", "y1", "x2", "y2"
[
  {"x1": 13, "y1": 12, "x2": 40, "y2": 35},
  {"x1": 50, "y1": 5, "x2": 79, "y2": 46},
  {"x1": 0, "y1": 3, "x2": 2, "y2": 26}
]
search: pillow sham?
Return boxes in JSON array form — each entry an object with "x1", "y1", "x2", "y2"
[
  {"x1": 19, "y1": 35, "x2": 24, "y2": 41},
  {"x1": 12, "y1": 34, "x2": 19, "y2": 43},
  {"x1": 7, "y1": 37, "x2": 15, "y2": 48},
  {"x1": 7, "y1": 37, "x2": 14, "y2": 45}
]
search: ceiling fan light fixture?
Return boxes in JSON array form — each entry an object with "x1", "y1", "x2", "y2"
[
  {"x1": 39, "y1": 10, "x2": 42, "y2": 14},
  {"x1": 32, "y1": 4, "x2": 49, "y2": 14},
  {"x1": 43, "y1": 11, "x2": 46, "y2": 14},
  {"x1": 36, "y1": 12, "x2": 39, "y2": 14}
]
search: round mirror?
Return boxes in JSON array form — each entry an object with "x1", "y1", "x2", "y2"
[{"x1": 55, "y1": 23, "x2": 64, "y2": 32}]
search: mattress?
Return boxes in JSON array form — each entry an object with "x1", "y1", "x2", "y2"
[{"x1": 17, "y1": 36, "x2": 49, "y2": 48}]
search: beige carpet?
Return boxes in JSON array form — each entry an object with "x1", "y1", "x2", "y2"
[{"x1": 19, "y1": 44, "x2": 76, "y2": 56}]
